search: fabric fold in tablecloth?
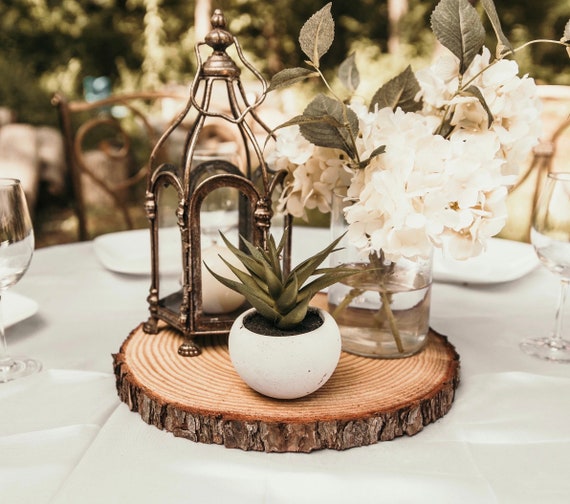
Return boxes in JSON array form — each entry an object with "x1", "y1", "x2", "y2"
[
  {"x1": 51, "y1": 371, "x2": 570, "y2": 503},
  {"x1": 0, "y1": 369, "x2": 119, "y2": 504},
  {"x1": 50, "y1": 404, "x2": 496, "y2": 504}
]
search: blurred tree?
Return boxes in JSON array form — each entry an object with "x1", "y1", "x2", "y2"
[{"x1": 0, "y1": 0, "x2": 567, "y2": 126}]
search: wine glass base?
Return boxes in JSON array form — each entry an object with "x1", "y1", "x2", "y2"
[
  {"x1": 0, "y1": 357, "x2": 42, "y2": 383},
  {"x1": 519, "y1": 337, "x2": 570, "y2": 363}
]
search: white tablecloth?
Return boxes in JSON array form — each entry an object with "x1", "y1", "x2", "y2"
[{"x1": 3, "y1": 236, "x2": 570, "y2": 503}]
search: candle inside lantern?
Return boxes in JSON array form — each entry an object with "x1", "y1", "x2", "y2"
[{"x1": 201, "y1": 244, "x2": 246, "y2": 314}]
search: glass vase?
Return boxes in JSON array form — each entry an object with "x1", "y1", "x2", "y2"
[{"x1": 328, "y1": 193, "x2": 433, "y2": 358}]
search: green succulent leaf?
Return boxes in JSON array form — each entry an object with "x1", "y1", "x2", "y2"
[
  {"x1": 204, "y1": 259, "x2": 261, "y2": 300},
  {"x1": 238, "y1": 234, "x2": 266, "y2": 263},
  {"x1": 369, "y1": 65, "x2": 422, "y2": 113},
  {"x1": 263, "y1": 260, "x2": 283, "y2": 299},
  {"x1": 276, "y1": 273, "x2": 299, "y2": 313},
  {"x1": 431, "y1": 0, "x2": 486, "y2": 74},
  {"x1": 480, "y1": 0, "x2": 513, "y2": 58},
  {"x1": 297, "y1": 267, "x2": 360, "y2": 303},
  {"x1": 461, "y1": 85, "x2": 494, "y2": 127},
  {"x1": 289, "y1": 232, "x2": 345, "y2": 287},
  {"x1": 212, "y1": 232, "x2": 357, "y2": 330},
  {"x1": 266, "y1": 234, "x2": 282, "y2": 282},
  {"x1": 217, "y1": 256, "x2": 269, "y2": 296},
  {"x1": 204, "y1": 260, "x2": 257, "y2": 303},
  {"x1": 246, "y1": 295, "x2": 281, "y2": 323},
  {"x1": 299, "y1": 94, "x2": 359, "y2": 157},
  {"x1": 338, "y1": 53, "x2": 360, "y2": 93},
  {"x1": 275, "y1": 229, "x2": 288, "y2": 257},
  {"x1": 299, "y1": 2, "x2": 334, "y2": 68},
  {"x1": 218, "y1": 232, "x2": 266, "y2": 280},
  {"x1": 268, "y1": 67, "x2": 319, "y2": 92},
  {"x1": 276, "y1": 298, "x2": 311, "y2": 329}
]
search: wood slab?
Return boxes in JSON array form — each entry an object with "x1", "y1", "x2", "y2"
[{"x1": 113, "y1": 320, "x2": 460, "y2": 453}]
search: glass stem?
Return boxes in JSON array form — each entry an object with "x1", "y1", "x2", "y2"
[
  {"x1": 0, "y1": 294, "x2": 14, "y2": 377},
  {"x1": 552, "y1": 279, "x2": 569, "y2": 341}
]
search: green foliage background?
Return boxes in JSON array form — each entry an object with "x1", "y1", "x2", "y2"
[{"x1": 0, "y1": 0, "x2": 568, "y2": 126}]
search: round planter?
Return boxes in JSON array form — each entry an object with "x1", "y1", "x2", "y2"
[{"x1": 228, "y1": 307, "x2": 342, "y2": 399}]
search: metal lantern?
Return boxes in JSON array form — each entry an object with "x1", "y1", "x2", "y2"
[{"x1": 142, "y1": 9, "x2": 291, "y2": 356}]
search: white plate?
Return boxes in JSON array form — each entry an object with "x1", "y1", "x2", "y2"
[
  {"x1": 94, "y1": 226, "x2": 316, "y2": 276},
  {"x1": 93, "y1": 228, "x2": 182, "y2": 275},
  {"x1": 4, "y1": 291, "x2": 38, "y2": 328},
  {"x1": 433, "y1": 238, "x2": 539, "y2": 284},
  {"x1": 292, "y1": 228, "x2": 539, "y2": 285},
  {"x1": 95, "y1": 226, "x2": 538, "y2": 285},
  {"x1": 93, "y1": 227, "x2": 239, "y2": 275}
]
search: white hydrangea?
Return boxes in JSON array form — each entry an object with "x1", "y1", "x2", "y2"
[
  {"x1": 417, "y1": 47, "x2": 542, "y2": 177},
  {"x1": 266, "y1": 128, "x2": 352, "y2": 220},
  {"x1": 270, "y1": 45, "x2": 541, "y2": 261}
]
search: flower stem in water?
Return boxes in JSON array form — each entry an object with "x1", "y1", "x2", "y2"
[
  {"x1": 378, "y1": 290, "x2": 404, "y2": 353},
  {"x1": 332, "y1": 287, "x2": 364, "y2": 318}
]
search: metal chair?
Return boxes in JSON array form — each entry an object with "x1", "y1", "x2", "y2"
[
  {"x1": 505, "y1": 116, "x2": 570, "y2": 242},
  {"x1": 52, "y1": 91, "x2": 191, "y2": 241}
]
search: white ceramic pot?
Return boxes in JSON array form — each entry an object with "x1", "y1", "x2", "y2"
[{"x1": 228, "y1": 307, "x2": 342, "y2": 399}]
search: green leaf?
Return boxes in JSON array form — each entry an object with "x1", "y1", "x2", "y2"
[
  {"x1": 263, "y1": 260, "x2": 283, "y2": 299},
  {"x1": 430, "y1": 0, "x2": 486, "y2": 74},
  {"x1": 236, "y1": 234, "x2": 268, "y2": 268},
  {"x1": 268, "y1": 67, "x2": 318, "y2": 92},
  {"x1": 300, "y1": 94, "x2": 359, "y2": 157},
  {"x1": 359, "y1": 145, "x2": 386, "y2": 168},
  {"x1": 276, "y1": 228, "x2": 288, "y2": 257},
  {"x1": 299, "y1": 2, "x2": 335, "y2": 68},
  {"x1": 338, "y1": 53, "x2": 360, "y2": 93},
  {"x1": 297, "y1": 268, "x2": 359, "y2": 303},
  {"x1": 480, "y1": 0, "x2": 513, "y2": 58},
  {"x1": 245, "y1": 294, "x2": 281, "y2": 323},
  {"x1": 289, "y1": 232, "x2": 345, "y2": 287},
  {"x1": 218, "y1": 232, "x2": 265, "y2": 280},
  {"x1": 276, "y1": 298, "x2": 311, "y2": 329},
  {"x1": 204, "y1": 261, "x2": 279, "y2": 320},
  {"x1": 438, "y1": 119, "x2": 456, "y2": 139},
  {"x1": 369, "y1": 65, "x2": 422, "y2": 113},
  {"x1": 270, "y1": 114, "x2": 326, "y2": 134},
  {"x1": 215, "y1": 256, "x2": 271, "y2": 299},
  {"x1": 461, "y1": 85, "x2": 494, "y2": 128},
  {"x1": 266, "y1": 234, "x2": 282, "y2": 282},
  {"x1": 203, "y1": 260, "x2": 256, "y2": 301},
  {"x1": 276, "y1": 273, "x2": 299, "y2": 313}
]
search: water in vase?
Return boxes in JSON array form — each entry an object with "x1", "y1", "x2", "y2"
[{"x1": 328, "y1": 262, "x2": 431, "y2": 358}]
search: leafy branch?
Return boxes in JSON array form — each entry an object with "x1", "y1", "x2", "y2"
[
  {"x1": 268, "y1": 2, "x2": 394, "y2": 168},
  {"x1": 269, "y1": 0, "x2": 570, "y2": 150}
]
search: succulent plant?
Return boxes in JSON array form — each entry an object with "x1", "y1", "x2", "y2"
[{"x1": 204, "y1": 231, "x2": 356, "y2": 330}]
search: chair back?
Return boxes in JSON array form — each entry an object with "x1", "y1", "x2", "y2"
[{"x1": 52, "y1": 91, "x2": 191, "y2": 240}]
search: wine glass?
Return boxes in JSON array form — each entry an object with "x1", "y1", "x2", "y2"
[
  {"x1": 0, "y1": 178, "x2": 41, "y2": 382},
  {"x1": 520, "y1": 172, "x2": 570, "y2": 362}
]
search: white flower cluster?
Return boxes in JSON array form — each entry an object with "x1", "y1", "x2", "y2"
[
  {"x1": 265, "y1": 128, "x2": 352, "y2": 218},
  {"x1": 416, "y1": 47, "x2": 542, "y2": 178},
  {"x1": 267, "y1": 48, "x2": 541, "y2": 261}
]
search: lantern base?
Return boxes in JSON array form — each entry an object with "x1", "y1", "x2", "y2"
[{"x1": 177, "y1": 340, "x2": 202, "y2": 357}]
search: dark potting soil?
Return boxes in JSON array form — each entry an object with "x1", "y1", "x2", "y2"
[{"x1": 243, "y1": 308, "x2": 324, "y2": 336}]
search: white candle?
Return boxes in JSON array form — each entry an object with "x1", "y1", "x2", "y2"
[{"x1": 201, "y1": 244, "x2": 246, "y2": 314}]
